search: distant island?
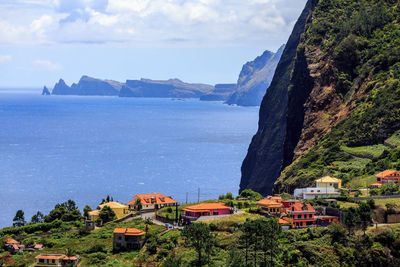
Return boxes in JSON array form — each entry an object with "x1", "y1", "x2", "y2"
[{"x1": 43, "y1": 46, "x2": 284, "y2": 107}]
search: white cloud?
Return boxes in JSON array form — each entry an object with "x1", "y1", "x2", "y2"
[
  {"x1": 0, "y1": 0, "x2": 308, "y2": 46},
  {"x1": 33, "y1": 59, "x2": 60, "y2": 70},
  {"x1": 0, "y1": 55, "x2": 12, "y2": 63}
]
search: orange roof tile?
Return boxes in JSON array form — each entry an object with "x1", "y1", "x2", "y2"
[
  {"x1": 113, "y1": 228, "x2": 145, "y2": 236},
  {"x1": 305, "y1": 203, "x2": 315, "y2": 211},
  {"x1": 376, "y1": 170, "x2": 400, "y2": 178},
  {"x1": 370, "y1": 183, "x2": 382, "y2": 186},
  {"x1": 113, "y1": 228, "x2": 127, "y2": 234},
  {"x1": 127, "y1": 193, "x2": 177, "y2": 206},
  {"x1": 182, "y1": 203, "x2": 230, "y2": 212},
  {"x1": 257, "y1": 197, "x2": 283, "y2": 208},
  {"x1": 125, "y1": 228, "x2": 145, "y2": 236},
  {"x1": 63, "y1": 256, "x2": 78, "y2": 261},
  {"x1": 35, "y1": 254, "x2": 65, "y2": 260},
  {"x1": 5, "y1": 238, "x2": 19, "y2": 245}
]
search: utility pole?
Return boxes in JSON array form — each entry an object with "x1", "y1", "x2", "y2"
[
  {"x1": 186, "y1": 192, "x2": 188, "y2": 204},
  {"x1": 198, "y1": 188, "x2": 200, "y2": 203}
]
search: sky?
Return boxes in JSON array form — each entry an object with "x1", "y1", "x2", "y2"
[{"x1": 0, "y1": 0, "x2": 307, "y2": 88}]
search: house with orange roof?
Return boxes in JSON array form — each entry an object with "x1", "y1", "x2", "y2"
[
  {"x1": 288, "y1": 203, "x2": 317, "y2": 228},
  {"x1": 126, "y1": 193, "x2": 178, "y2": 211},
  {"x1": 370, "y1": 170, "x2": 400, "y2": 188},
  {"x1": 182, "y1": 203, "x2": 232, "y2": 222},
  {"x1": 4, "y1": 238, "x2": 24, "y2": 254},
  {"x1": 33, "y1": 254, "x2": 79, "y2": 267},
  {"x1": 256, "y1": 196, "x2": 285, "y2": 215},
  {"x1": 113, "y1": 228, "x2": 145, "y2": 250}
]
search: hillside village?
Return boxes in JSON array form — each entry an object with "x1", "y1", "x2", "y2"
[{"x1": 1, "y1": 169, "x2": 400, "y2": 266}]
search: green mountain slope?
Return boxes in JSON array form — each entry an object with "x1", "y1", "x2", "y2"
[
  {"x1": 240, "y1": 0, "x2": 400, "y2": 194},
  {"x1": 275, "y1": 0, "x2": 400, "y2": 191}
]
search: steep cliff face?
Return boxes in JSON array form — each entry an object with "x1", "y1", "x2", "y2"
[
  {"x1": 241, "y1": 0, "x2": 400, "y2": 195},
  {"x1": 119, "y1": 78, "x2": 214, "y2": 98},
  {"x1": 51, "y1": 76, "x2": 122, "y2": 96},
  {"x1": 226, "y1": 45, "x2": 284, "y2": 106},
  {"x1": 240, "y1": 0, "x2": 319, "y2": 194}
]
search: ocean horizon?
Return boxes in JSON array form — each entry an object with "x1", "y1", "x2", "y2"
[{"x1": 0, "y1": 90, "x2": 258, "y2": 227}]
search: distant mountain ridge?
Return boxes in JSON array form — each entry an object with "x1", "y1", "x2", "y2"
[
  {"x1": 226, "y1": 45, "x2": 285, "y2": 106},
  {"x1": 48, "y1": 76, "x2": 237, "y2": 100},
  {"x1": 45, "y1": 46, "x2": 284, "y2": 105}
]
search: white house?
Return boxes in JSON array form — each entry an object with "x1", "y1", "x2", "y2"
[{"x1": 294, "y1": 187, "x2": 340, "y2": 200}]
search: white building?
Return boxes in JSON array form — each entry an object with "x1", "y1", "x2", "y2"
[{"x1": 294, "y1": 187, "x2": 340, "y2": 200}]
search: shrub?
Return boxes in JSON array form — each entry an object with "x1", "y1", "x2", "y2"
[{"x1": 88, "y1": 252, "x2": 107, "y2": 264}]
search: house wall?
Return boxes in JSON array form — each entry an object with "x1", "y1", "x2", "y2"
[{"x1": 113, "y1": 233, "x2": 143, "y2": 250}]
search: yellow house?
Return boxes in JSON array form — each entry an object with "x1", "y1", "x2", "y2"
[
  {"x1": 315, "y1": 176, "x2": 342, "y2": 189},
  {"x1": 88, "y1": 201, "x2": 129, "y2": 221}
]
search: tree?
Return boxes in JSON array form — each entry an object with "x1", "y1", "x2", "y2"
[
  {"x1": 98, "y1": 206, "x2": 116, "y2": 224},
  {"x1": 226, "y1": 249, "x2": 246, "y2": 267},
  {"x1": 135, "y1": 199, "x2": 142, "y2": 212},
  {"x1": 225, "y1": 192, "x2": 234, "y2": 200},
  {"x1": 65, "y1": 200, "x2": 78, "y2": 212},
  {"x1": 328, "y1": 222, "x2": 347, "y2": 245},
  {"x1": 13, "y1": 210, "x2": 26, "y2": 227},
  {"x1": 83, "y1": 205, "x2": 92, "y2": 219},
  {"x1": 380, "y1": 183, "x2": 399, "y2": 195},
  {"x1": 261, "y1": 218, "x2": 282, "y2": 266},
  {"x1": 181, "y1": 223, "x2": 215, "y2": 267},
  {"x1": 238, "y1": 189, "x2": 263, "y2": 201},
  {"x1": 344, "y1": 207, "x2": 359, "y2": 235},
  {"x1": 358, "y1": 202, "x2": 372, "y2": 235},
  {"x1": 31, "y1": 211, "x2": 44, "y2": 224}
]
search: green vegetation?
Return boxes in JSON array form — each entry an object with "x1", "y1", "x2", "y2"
[
  {"x1": 0, "y1": 218, "x2": 164, "y2": 266},
  {"x1": 237, "y1": 189, "x2": 263, "y2": 201},
  {"x1": 276, "y1": 0, "x2": 400, "y2": 191},
  {"x1": 341, "y1": 144, "x2": 387, "y2": 158},
  {"x1": 386, "y1": 130, "x2": 400, "y2": 147}
]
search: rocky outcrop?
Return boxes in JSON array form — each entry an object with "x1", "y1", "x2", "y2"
[
  {"x1": 239, "y1": 0, "x2": 319, "y2": 195},
  {"x1": 200, "y1": 84, "x2": 237, "y2": 101},
  {"x1": 41, "y1": 86, "x2": 50, "y2": 95},
  {"x1": 51, "y1": 76, "x2": 122, "y2": 96},
  {"x1": 52, "y1": 79, "x2": 74, "y2": 95},
  {"x1": 119, "y1": 78, "x2": 214, "y2": 98},
  {"x1": 226, "y1": 45, "x2": 284, "y2": 106}
]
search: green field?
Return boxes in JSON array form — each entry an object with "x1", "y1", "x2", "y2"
[
  {"x1": 385, "y1": 130, "x2": 400, "y2": 147},
  {"x1": 341, "y1": 144, "x2": 388, "y2": 158}
]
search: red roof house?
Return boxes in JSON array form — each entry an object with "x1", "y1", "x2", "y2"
[
  {"x1": 182, "y1": 203, "x2": 231, "y2": 221},
  {"x1": 289, "y1": 203, "x2": 316, "y2": 228},
  {"x1": 371, "y1": 170, "x2": 400, "y2": 187}
]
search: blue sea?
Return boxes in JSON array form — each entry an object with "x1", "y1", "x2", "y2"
[{"x1": 0, "y1": 89, "x2": 258, "y2": 228}]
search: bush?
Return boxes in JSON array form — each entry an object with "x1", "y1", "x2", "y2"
[
  {"x1": 239, "y1": 189, "x2": 263, "y2": 201},
  {"x1": 369, "y1": 189, "x2": 379, "y2": 196},
  {"x1": 86, "y1": 243, "x2": 107, "y2": 253},
  {"x1": 88, "y1": 252, "x2": 107, "y2": 264}
]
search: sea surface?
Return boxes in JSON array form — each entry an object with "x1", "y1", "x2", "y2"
[{"x1": 0, "y1": 89, "x2": 259, "y2": 228}]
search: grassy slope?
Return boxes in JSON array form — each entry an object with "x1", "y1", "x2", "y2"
[
  {"x1": 276, "y1": 0, "x2": 400, "y2": 191},
  {"x1": 1, "y1": 218, "x2": 164, "y2": 266}
]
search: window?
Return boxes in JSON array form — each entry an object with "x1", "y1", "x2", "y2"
[{"x1": 311, "y1": 190, "x2": 314, "y2": 192}]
